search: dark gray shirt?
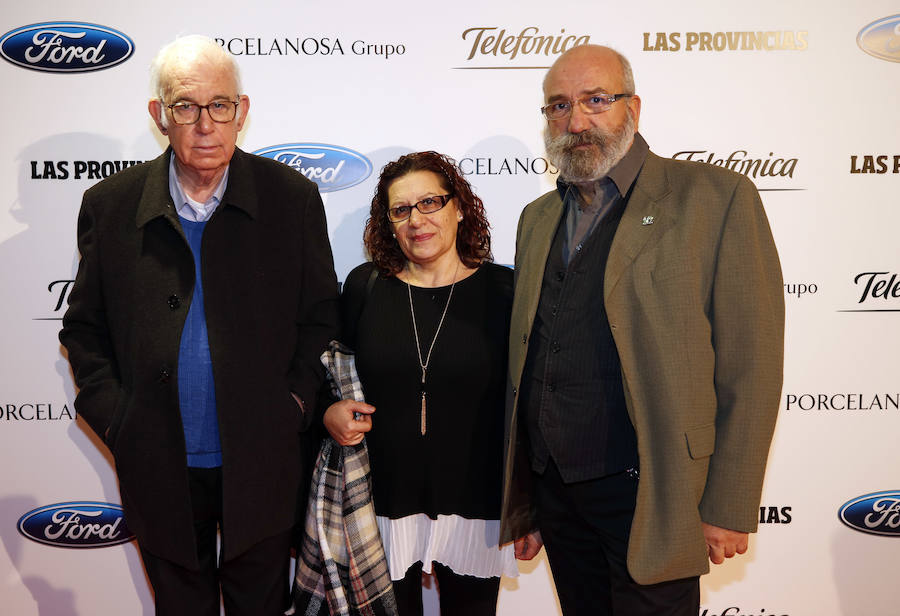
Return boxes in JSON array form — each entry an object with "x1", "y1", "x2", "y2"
[{"x1": 560, "y1": 132, "x2": 650, "y2": 264}]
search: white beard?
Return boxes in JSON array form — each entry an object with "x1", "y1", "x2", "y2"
[{"x1": 544, "y1": 112, "x2": 636, "y2": 183}]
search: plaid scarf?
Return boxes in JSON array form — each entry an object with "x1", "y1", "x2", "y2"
[{"x1": 292, "y1": 341, "x2": 397, "y2": 616}]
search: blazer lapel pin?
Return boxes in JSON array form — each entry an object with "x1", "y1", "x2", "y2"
[{"x1": 641, "y1": 215, "x2": 655, "y2": 226}]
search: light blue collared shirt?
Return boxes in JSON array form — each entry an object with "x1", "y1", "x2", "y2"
[{"x1": 168, "y1": 154, "x2": 229, "y2": 222}]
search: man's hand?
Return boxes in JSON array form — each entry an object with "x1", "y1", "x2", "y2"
[
  {"x1": 513, "y1": 530, "x2": 543, "y2": 560},
  {"x1": 702, "y1": 522, "x2": 748, "y2": 564},
  {"x1": 323, "y1": 399, "x2": 374, "y2": 446}
]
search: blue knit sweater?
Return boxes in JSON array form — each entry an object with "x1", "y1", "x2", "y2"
[{"x1": 177, "y1": 218, "x2": 222, "y2": 467}]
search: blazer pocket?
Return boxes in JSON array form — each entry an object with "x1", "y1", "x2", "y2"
[
  {"x1": 283, "y1": 387, "x2": 305, "y2": 433},
  {"x1": 105, "y1": 387, "x2": 130, "y2": 450},
  {"x1": 684, "y1": 423, "x2": 716, "y2": 459}
]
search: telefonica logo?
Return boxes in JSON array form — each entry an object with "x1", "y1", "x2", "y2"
[
  {"x1": 670, "y1": 149, "x2": 802, "y2": 192},
  {"x1": 857, "y1": 15, "x2": 900, "y2": 62},
  {"x1": 0, "y1": 22, "x2": 134, "y2": 73},
  {"x1": 839, "y1": 491, "x2": 900, "y2": 536},
  {"x1": 33, "y1": 279, "x2": 74, "y2": 322},
  {"x1": 455, "y1": 26, "x2": 590, "y2": 69},
  {"x1": 672, "y1": 150, "x2": 797, "y2": 179},
  {"x1": 837, "y1": 271, "x2": 900, "y2": 312},
  {"x1": 254, "y1": 144, "x2": 372, "y2": 193},
  {"x1": 18, "y1": 502, "x2": 134, "y2": 548}
]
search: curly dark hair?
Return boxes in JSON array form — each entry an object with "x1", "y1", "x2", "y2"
[{"x1": 364, "y1": 151, "x2": 492, "y2": 275}]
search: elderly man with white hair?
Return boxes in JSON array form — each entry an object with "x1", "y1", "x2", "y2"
[{"x1": 60, "y1": 35, "x2": 339, "y2": 615}]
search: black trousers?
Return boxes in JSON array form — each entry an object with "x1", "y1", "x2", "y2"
[
  {"x1": 391, "y1": 561, "x2": 500, "y2": 616},
  {"x1": 139, "y1": 467, "x2": 292, "y2": 616},
  {"x1": 534, "y1": 460, "x2": 700, "y2": 616}
]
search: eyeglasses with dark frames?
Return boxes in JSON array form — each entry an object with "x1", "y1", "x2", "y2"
[
  {"x1": 166, "y1": 99, "x2": 241, "y2": 125},
  {"x1": 387, "y1": 194, "x2": 453, "y2": 223}
]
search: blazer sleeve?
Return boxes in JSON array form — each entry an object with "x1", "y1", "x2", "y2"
[
  {"x1": 699, "y1": 175, "x2": 785, "y2": 532},
  {"x1": 287, "y1": 181, "x2": 340, "y2": 430},
  {"x1": 59, "y1": 192, "x2": 123, "y2": 442}
]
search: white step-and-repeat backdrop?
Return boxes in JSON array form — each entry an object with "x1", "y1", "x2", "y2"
[{"x1": 1, "y1": 2, "x2": 898, "y2": 614}]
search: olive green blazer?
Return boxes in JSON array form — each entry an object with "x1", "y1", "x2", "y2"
[{"x1": 500, "y1": 151, "x2": 784, "y2": 585}]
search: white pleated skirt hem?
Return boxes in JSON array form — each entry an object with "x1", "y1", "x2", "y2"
[{"x1": 376, "y1": 513, "x2": 519, "y2": 581}]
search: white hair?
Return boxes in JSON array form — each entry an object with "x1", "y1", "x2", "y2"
[
  {"x1": 618, "y1": 51, "x2": 635, "y2": 96},
  {"x1": 149, "y1": 35, "x2": 243, "y2": 127}
]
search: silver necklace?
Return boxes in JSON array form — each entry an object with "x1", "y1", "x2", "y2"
[{"x1": 407, "y1": 262, "x2": 459, "y2": 436}]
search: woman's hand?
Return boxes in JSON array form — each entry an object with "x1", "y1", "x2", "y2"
[{"x1": 323, "y1": 399, "x2": 375, "y2": 446}]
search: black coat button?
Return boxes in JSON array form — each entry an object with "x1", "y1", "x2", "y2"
[
  {"x1": 158, "y1": 367, "x2": 171, "y2": 384},
  {"x1": 556, "y1": 271, "x2": 565, "y2": 281},
  {"x1": 551, "y1": 342, "x2": 561, "y2": 353},
  {"x1": 167, "y1": 295, "x2": 181, "y2": 310},
  {"x1": 547, "y1": 384, "x2": 556, "y2": 392}
]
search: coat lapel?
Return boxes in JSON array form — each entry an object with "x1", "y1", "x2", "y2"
[
  {"x1": 135, "y1": 147, "x2": 258, "y2": 231},
  {"x1": 135, "y1": 148, "x2": 179, "y2": 230},
  {"x1": 515, "y1": 192, "x2": 565, "y2": 334},
  {"x1": 220, "y1": 148, "x2": 259, "y2": 220},
  {"x1": 604, "y1": 152, "x2": 674, "y2": 302}
]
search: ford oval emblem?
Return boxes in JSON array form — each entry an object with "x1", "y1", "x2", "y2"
[
  {"x1": 0, "y1": 22, "x2": 135, "y2": 73},
  {"x1": 17, "y1": 501, "x2": 135, "y2": 548},
  {"x1": 857, "y1": 15, "x2": 900, "y2": 62},
  {"x1": 838, "y1": 491, "x2": 900, "y2": 537},
  {"x1": 253, "y1": 143, "x2": 373, "y2": 193}
]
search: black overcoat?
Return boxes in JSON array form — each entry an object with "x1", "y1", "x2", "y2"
[{"x1": 60, "y1": 147, "x2": 339, "y2": 569}]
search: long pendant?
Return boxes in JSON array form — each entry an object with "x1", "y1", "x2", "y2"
[
  {"x1": 420, "y1": 391, "x2": 427, "y2": 436},
  {"x1": 407, "y1": 262, "x2": 458, "y2": 439},
  {"x1": 420, "y1": 372, "x2": 427, "y2": 435}
]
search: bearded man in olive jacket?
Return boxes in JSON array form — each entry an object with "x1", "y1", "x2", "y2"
[
  {"x1": 500, "y1": 45, "x2": 784, "y2": 616},
  {"x1": 59, "y1": 35, "x2": 338, "y2": 615}
]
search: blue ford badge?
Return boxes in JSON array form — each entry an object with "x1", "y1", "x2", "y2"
[
  {"x1": 0, "y1": 22, "x2": 135, "y2": 73},
  {"x1": 253, "y1": 143, "x2": 373, "y2": 193},
  {"x1": 857, "y1": 15, "x2": 900, "y2": 62},
  {"x1": 18, "y1": 501, "x2": 135, "y2": 548},
  {"x1": 838, "y1": 491, "x2": 900, "y2": 536}
]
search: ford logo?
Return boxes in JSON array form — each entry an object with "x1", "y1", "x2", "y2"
[
  {"x1": 0, "y1": 22, "x2": 134, "y2": 73},
  {"x1": 857, "y1": 15, "x2": 900, "y2": 62},
  {"x1": 18, "y1": 501, "x2": 135, "y2": 548},
  {"x1": 838, "y1": 491, "x2": 900, "y2": 537},
  {"x1": 253, "y1": 143, "x2": 373, "y2": 193}
]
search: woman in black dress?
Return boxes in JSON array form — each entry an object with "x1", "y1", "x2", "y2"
[{"x1": 323, "y1": 151, "x2": 528, "y2": 615}]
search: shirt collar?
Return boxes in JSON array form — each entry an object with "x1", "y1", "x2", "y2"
[
  {"x1": 168, "y1": 153, "x2": 229, "y2": 222},
  {"x1": 556, "y1": 131, "x2": 650, "y2": 201}
]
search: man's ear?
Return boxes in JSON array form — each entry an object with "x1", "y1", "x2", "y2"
[
  {"x1": 235, "y1": 94, "x2": 250, "y2": 132},
  {"x1": 148, "y1": 99, "x2": 167, "y2": 135}
]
